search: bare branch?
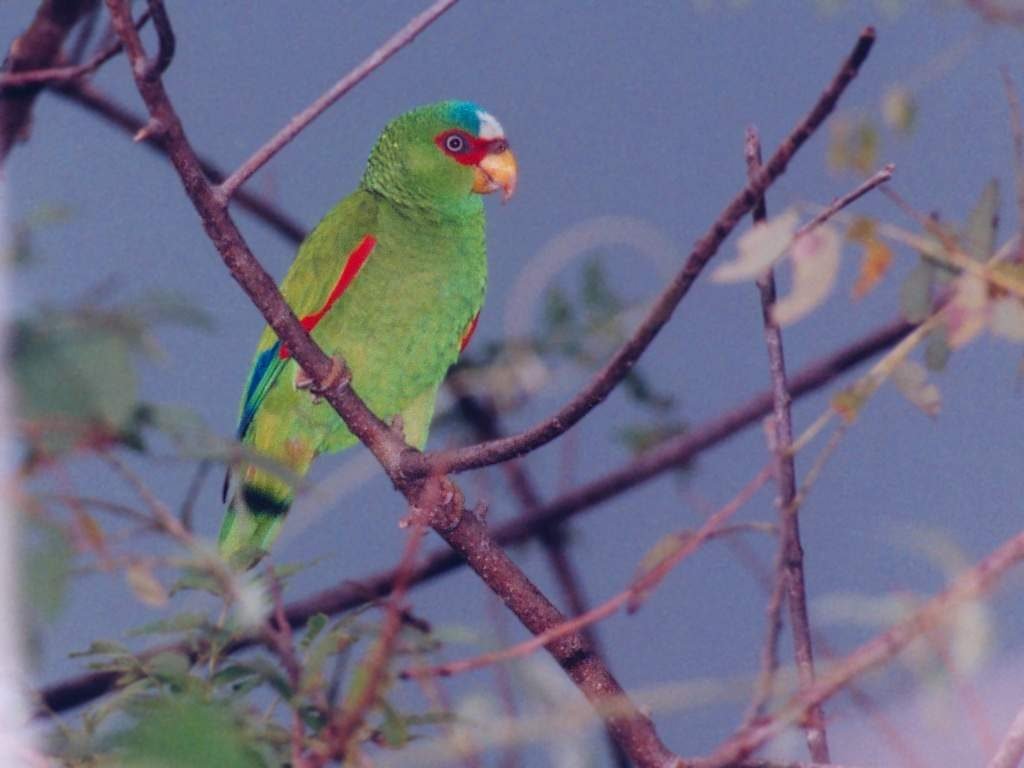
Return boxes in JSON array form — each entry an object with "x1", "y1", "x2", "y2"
[
  {"x1": 420, "y1": 27, "x2": 877, "y2": 478},
  {"x1": 50, "y1": 81, "x2": 307, "y2": 243},
  {"x1": 328, "y1": 522, "x2": 427, "y2": 760},
  {"x1": 449, "y1": 381, "x2": 630, "y2": 768},
  {"x1": 404, "y1": 466, "x2": 772, "y2": 679},
  {"x1": 1001, "y1": 67, "x2": 1024, "y2": 260},
  {"x1": 0, "y1": 0, "x2": 96, "y2": 162},
  {"x1": 38, "y1": 317, "x2": 911, "y2": 715},
  {"x1": 698, "y1": 528, "x2": 1024, "y2": 767},
  {"x1": 989, "y1": 705, "x2": 1024, "y2": 768},
  {"x1": 216, "y1": 0, "x2": 460, "y2": 201},
  {"x1": 100, "y1": 3, "x2": 676, "y2": 763},
  {"x1": 0, "y1": 9, "x2": 148, "y2": 90},
  {"x1": 798, "y1": 164, "x2": 894, "y2": 236},
  {"x1": 965, "y1": 0, "x2": 1024, "y2": 25},
  {"x1": 139, "y1": 0, "x2": 173, "y2": 81},
  {"x1": 746, "y1": 126, "x2": 830, "y2": 763}
]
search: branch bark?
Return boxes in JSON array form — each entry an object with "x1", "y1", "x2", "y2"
[
  {"x1": 39, "y1": 317, "x2": 912, "y2": 715},
  {"x1": 698, "y1": 528, "x2": 1024, "y2": 767},
  {"x1": 99, "y1": 2, "x2": 677, "y2": 764},
  {"x1": 418, "y1": 27, "x2": 876, "y2": 478},
  {"x1": 0, "y1": 0, "x2": 97, "y2": 163},
  {"x1": 215, "y1": 0, "x2": 460, "y2": 201},
  {"x1": 746, "y1": 127, "x2": 829, "y2": 763}
]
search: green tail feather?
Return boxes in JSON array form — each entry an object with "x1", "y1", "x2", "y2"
[{"x1": 219, "y1": 474, "x2": 294, "y2": 570}]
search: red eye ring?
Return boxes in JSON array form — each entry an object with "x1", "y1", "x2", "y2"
[{"x1": 435, "y1": 129, "x2": 506, "y2": 166}]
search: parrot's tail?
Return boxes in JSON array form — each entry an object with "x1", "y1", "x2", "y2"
[{"x1": 218, "y1": 447, "x2": 315, "y2": 570}]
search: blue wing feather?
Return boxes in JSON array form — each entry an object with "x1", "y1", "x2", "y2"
[{"x1": 237, "y1": 341, "x2": 285, "y2": 439}]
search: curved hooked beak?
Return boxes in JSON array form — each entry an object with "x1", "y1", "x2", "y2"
[{"x1": 473, "y1": 146, "x2": 518, "y2": 203}]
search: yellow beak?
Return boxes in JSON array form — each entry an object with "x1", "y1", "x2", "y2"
[{"x1": 473, "y1": 147, "x2": 518, "y2": 202}]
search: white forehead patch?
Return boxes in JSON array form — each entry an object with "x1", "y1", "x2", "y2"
[{"x1": 476, "y1": 110, "x2": 504, "y2": 140}]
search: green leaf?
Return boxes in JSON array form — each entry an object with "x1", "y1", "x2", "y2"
[
  {"x1": 237, "y1": 658, "x2": 293, "y2": 701},
  {"x1": 882, "y1": 86, "x2": 917, "y2": 135},
  {"x1": 300, "y1": 613, "x2": 329, "y2": 651},
  {"x1": 900, "y1": 258, "x2": 935, "y2": 323},
  {"x1": 143, "y1": 651, "x2": 193, "y2": 686},
  {"x1": 828, "y1": 117, "x2": 879, "y2": 175},
  {"x1": 127, "y1": 612, "x2": 211, "y2": 638},
  {"x1": 12, "y1": 313, "x2": 139, "y2": 457},
  {"x1": 964, "y1": 180, "x2": 999, "y2": 262},
  {"x1": 301, "y1": 622, "x2": 356, "y2": 695},
  {"x1": 377, "y1": 701, "x2": 410, "y2": 748},
  {"x1": 924, "y1": 326, "x2": 952, "y2": 371},
  {"x1": 109, "y1": 694, "x2": 265, "y2": 768},
  {"x1": 22, "y1": 516, "x2": 72, "y2": 621},
  {"x1": 622, "y1": 370, "x2": 675, "y2": 412},
  {"x1": 125, "y1": 291, "x2": 215, "y2": 331},
  {"x1": 169, "y1": 566, "x2": 224, "y2": 598},
  {"x1": 616, "y1": 421, "x2": 688, "y2": 459},
  {"x1": 581, "y1": 259, "x2": 623, "y2": 318},
  {"x1": 70, "y1": 640, "x2": 133, "y2": 659}
]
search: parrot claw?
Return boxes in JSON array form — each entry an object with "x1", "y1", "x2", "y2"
[{"x1": 294, "y1": 356, "x2": 349, "y2": 403}]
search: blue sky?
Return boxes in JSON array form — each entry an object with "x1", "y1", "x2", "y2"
[{"x1": 5, "y1": 2, "x2": 1024, "y2": 765}]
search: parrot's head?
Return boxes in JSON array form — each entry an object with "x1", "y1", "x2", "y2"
[{"x1": 362, "y1": 100, "x2": 517, "y2": 214}]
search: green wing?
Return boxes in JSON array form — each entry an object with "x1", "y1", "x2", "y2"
[{"x1": 235, "y1": 190, "x2": 379, "y2": 441}]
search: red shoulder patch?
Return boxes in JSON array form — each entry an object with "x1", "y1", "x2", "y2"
[
  {"x1": 279, "y1": 235, "x2": 376, "y2": 360},
  {"x1": 459, "y1": 312, "x2": 480, "y2": 353}
]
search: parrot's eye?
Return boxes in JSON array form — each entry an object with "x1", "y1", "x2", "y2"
[{"x1": 444, "y1": 134, "x2": 467, "y2": 153}]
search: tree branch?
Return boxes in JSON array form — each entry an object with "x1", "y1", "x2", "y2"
[
  {"x1": 0, "y1": 0, "x2": 97, "y2": 163},
  {"x1": 50, "y1": 81, "x2": 307, "y2": 243},
  {"x1": 988, "y1": 704, "x2": 1024, "y2": 768},
  {"x1": 100, "y1": 2, "x2": 676, "y2": 763},
  {"x1": 746, "y1": 127, "x2": 830, "y2": 763},
  {"x1": 0, "y1": 8, "x2": 147, "y2": 90},
  {"x1": 418, "y1": 27, "x2": 876, "y2": 478},
  {"x1": 698, "y1": 527, "x2": 1024, "y2": 767},
  {"x1": 38, "y1": 316, "x2": 911, "y2": 715},
  {"x1": 450, "y1": 381, "x2": 630, "y2": 768},
  {"x1": 215, "y1": 0, "x2": 460, "y2": 201},
  {"x1": 403, "y1": 466, "x2": 772, "y2": 679}
]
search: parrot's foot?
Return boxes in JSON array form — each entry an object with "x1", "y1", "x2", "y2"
[{"x1": 294, "y1": 356, "x2": 350, "y2": 403}]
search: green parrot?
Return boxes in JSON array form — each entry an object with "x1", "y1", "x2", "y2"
[{"x1": 219, "y1": 101, "x2": 517, "y2": 568}]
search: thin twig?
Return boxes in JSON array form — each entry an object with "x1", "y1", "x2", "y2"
[
  {"x1": 1001, "y1": 67, "x2": 1024, "y2": 260},
  {"x1": 101, "y1": 3, "x2": 676, "y2": 764},
  {"x1": 796, "y1": 163, "x2": 894, "y2": 238},
  {"x1": 697, "y1": 527, "x2": 1024, "y2": 768},
  {"x1": 140, "y1": 0, "x2": 173, "y2": 81},
  {"x1": 216, "y1": 0, "x2": 459, "y2": 200},
  {"x1": 51, "y1": 81, "x2": 307, "y2": 244},
  {"x1": 0, "y1": 0, "x2": 96, "y2": 162},
  {"x1": 419, "y1": 27, "x2": 877, "y2": 477},
  {"x1": 989, "y1": 705, "x2": 1024, "y2": 768},
  {"x1": 178, "y1": 459, "x2": 210, "y2": 533},
  {"x1": 403, "y1": 466, "x2": 772, "y2": 679},
  {"x1": 38, "y1": 317, "x2": 911, "y2": 715},
  {"x1": 746, "y1": 127, "x2": 830, "y2": 763},
  {"x1": 965, "y1": 0, "x2": 1024, "y2": 25},
  {"x1": 449, "y1": 381, "x2": 630, "y2": 768},
  {"x1": 263, "y1": 570, "x2": 317, "y2": 768},
  {"x1": 0, "y1": 9, "x2": 150, "y2": 90},
  {"x1": 329, "y1": 521, "x2": 427, "y2": 760}
]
